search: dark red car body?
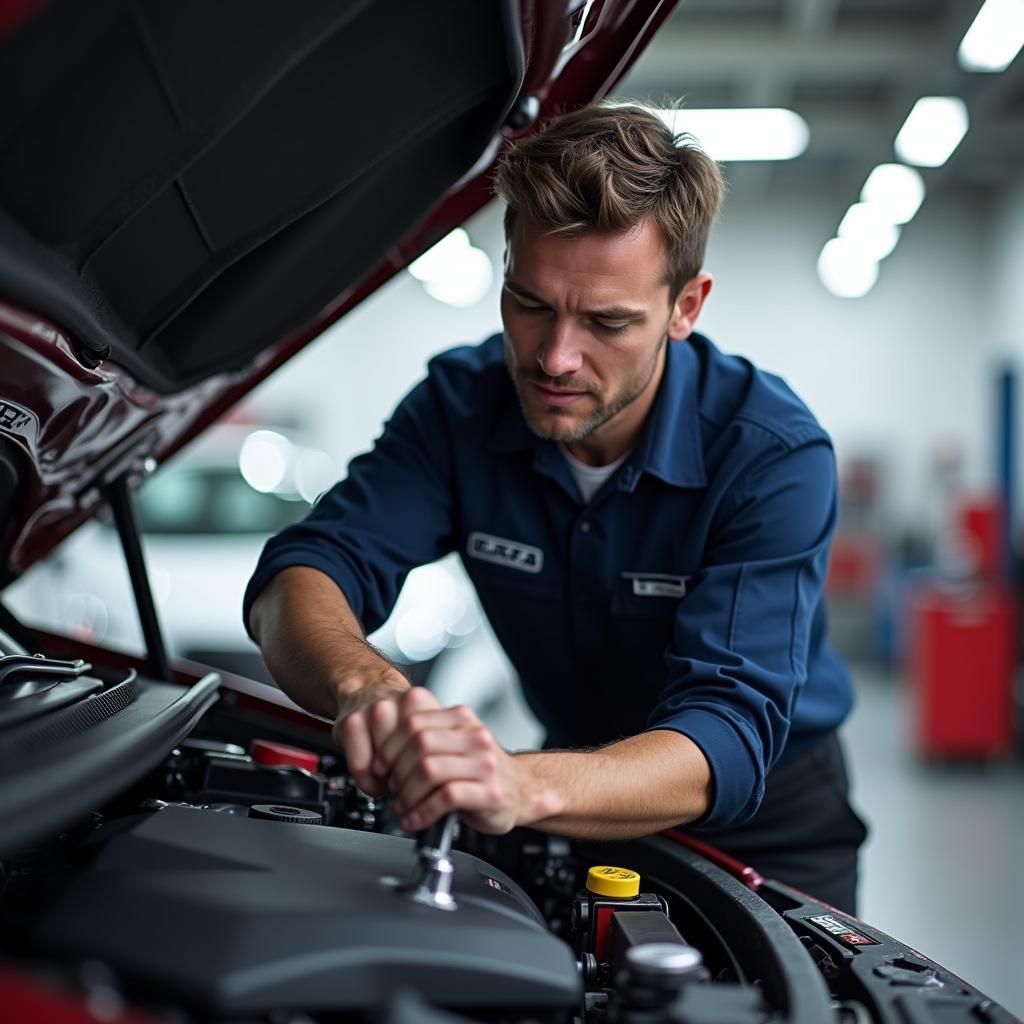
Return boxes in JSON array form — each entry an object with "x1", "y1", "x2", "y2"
[{"x1": 0, "y1": 0, "x2": 677, "y2": 581}]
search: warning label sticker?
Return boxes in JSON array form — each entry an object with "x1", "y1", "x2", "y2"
[
  {"x1": 809, "y1": 914, "x2": 879, "y2": 946},
  {"x1": 481, "y1": 875, "x2": 513, "y2": 897},
  {"x1": 0, "y1": 400, "x2": 38, "y2": 446}
]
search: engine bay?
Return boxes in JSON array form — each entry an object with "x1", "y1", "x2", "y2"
[
  {"x1": 15, "y1": 801, "x2": 580, "y2": 1016},
  {"x1": 0, "y1": 643, "x2": 1016, "y2": 1024}
]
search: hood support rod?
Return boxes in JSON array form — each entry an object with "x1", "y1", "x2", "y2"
[
  {"x1": 0, "y1": 601, "x2": 36, "y2": 654},
  {"x1": 104, "y1": 473, "x2": 172, "y2": 683}
]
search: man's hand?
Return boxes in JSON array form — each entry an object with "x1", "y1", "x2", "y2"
[
  {"x1": 336, "y1": 686, "x2": 712, "y2": 842},
  {"x1": 339, "y1": 687, "x2": 527, "y2": 834},
  {"x1": 330, "y1": 676, "x2": 411, "y2": 790},
  {"x1": 252, "y1": 568, "x2": 524, "y2": 828}
]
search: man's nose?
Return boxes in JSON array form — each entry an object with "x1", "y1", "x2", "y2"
[{"x1": 537, "y1": 323, "x2": 583, "y2": 378}]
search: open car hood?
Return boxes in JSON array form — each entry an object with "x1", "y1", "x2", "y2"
[{"x1": 0, "y1": 0, "x2": 679, "y2": 581}]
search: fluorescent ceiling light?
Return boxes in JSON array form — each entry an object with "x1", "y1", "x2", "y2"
[
  {"x1": 860, "y1": 164, "x2": 926, "y2": 224},
  {"x1": 656, "y1": 108, "x2": 809, "y2": 161},
  {"x1": 239, "y1": 430, "x2": 291, "y2": 494},
  {"x1": 394, "y1": 608, "x2": 448, "y2": 663},
  {"x1": 958, "y1": 0, "x2": 1024, "y2": 72},
  {"x1": 295, "y1": 449, "x2": 337, "y2": 505},
  {"x1": 817, "y1": 239, "x2": 879, "y2": 299},
  {"x1": 894, "y1": 97, "x2": 969, "y2": 167},
  {"x1": 837, "y1": 203, "x2": 901, "y2": 261},
  {"x1": 408, "y1": 228, "x2": 493, "y2": 308},
  {"x1": 408, "y1": 229, "x2": 471, "y2": 282}
]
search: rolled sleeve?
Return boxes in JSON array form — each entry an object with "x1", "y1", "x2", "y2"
[
  {"x1": 242, "y1": 373, "x2": 455, "y2": 639},
  {"x1": 645, "y1": 439, "x2": 838, "y2": 829}
]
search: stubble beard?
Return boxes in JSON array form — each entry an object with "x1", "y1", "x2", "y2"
[{"x1": 504, "y1": 333, "x2": 667, "y2": 444}]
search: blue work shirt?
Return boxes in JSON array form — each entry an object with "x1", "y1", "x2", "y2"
[{"x1": 244, "y1": 332, "x2": 853, "y2": 829}]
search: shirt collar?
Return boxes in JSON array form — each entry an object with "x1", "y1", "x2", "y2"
[
  {"x1": 486, "y1": 335, "x2": 707, "y2": 490},
  {"x1": 628, "y1": 335, "x2": 707, "y2": 489},
  {"x1": 486, "y1": 392, "x2": 580, "y2": 502}
]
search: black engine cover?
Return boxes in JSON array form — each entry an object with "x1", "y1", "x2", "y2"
[{"x1": 28, "y1": 806, "x2": 580, "y2": 1014}]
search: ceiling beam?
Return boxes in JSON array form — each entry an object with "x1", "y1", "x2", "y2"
[
  {"x1": 622, "y1": 26, "x2": 961, "y2": 85},
  {"x1": 615, "y1": 0, "x2": 1024, "y2": 194}
]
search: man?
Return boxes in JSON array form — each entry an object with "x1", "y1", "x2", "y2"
[{"x1": 244, "y1": 103, "x2": 867, "y2": 912}]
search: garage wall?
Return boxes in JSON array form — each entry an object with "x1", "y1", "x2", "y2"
[
  {"x1": 253, "y1": 186, "x2": 1005, "y2": 539},
  {"x1": 984, "y1": 174, "x2": 1024, "y2": 536},
  {"x1": 987, "y1": 175, "x2": 1024, "y2": 356},
  {"x1": 698, "y1": 186, "x2": 997, "y2": 531}
]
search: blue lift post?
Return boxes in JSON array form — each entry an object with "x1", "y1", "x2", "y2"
[{"x1": 996, "y1": 365, "x2": 1017, "y2": 581}]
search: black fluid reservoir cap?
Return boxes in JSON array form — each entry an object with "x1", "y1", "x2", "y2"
[{"x1": 248, "y1": 804, "x2": 322, "y2": 825}]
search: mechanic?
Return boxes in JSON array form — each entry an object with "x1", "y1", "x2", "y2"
[{"x1": 244, "y1": 103, "x2": 867, "y2": 913}]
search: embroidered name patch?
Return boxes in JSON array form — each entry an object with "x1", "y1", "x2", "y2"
[
  {"x1": 467, "y1": 532, "x2": 544, "y2": 574},
  {"x1": 622, "y1": 572, "x2": 688, "y2": 598}
]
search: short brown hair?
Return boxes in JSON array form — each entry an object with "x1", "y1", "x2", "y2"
[{"x1": 493, "y1": 102, "x2": 725, "y2": 294}]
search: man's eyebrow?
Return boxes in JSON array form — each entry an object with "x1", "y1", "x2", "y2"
[
  {"x1": 585, "y1": 304, "x2": 647, "y2": 322},
  {"x1": 504, "y1": 280, "x2": 647, "y2": 321}
]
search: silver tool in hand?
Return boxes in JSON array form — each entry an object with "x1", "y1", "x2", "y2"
[{"x1": 400, "y1": 813, "x2": 459, "y2": 911}]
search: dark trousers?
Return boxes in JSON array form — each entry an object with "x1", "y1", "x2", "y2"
[{"x1": 694, "y1": 733, "x2": 869, "y2": 915}]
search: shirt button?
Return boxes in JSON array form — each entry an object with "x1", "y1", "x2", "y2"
[{"x1": 580, "y1": 521, "x2": 592, "y2": 533}]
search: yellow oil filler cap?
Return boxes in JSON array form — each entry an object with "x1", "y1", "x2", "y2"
[{"x1": 586, "y1": 866, "x2": 641, "y2": 898}]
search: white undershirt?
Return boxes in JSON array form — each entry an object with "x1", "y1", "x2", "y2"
[{"x1": 560, "y1": 445, "x2": 631, "y2": 503}]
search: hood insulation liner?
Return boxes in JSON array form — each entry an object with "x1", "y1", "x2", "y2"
[{"x1": 0, "y1": 0, "x2": 521, "y2": 393}]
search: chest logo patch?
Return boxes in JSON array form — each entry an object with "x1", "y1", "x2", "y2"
[
  {"x1": 622, "y1": 572, "x2": 689, "y2": 598},
  {"x1": 467, "y1": 532, "x2": 544, "y2": 574}
]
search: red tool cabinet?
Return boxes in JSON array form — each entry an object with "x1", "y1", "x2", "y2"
[{"x1": 906, "y1": 583, "x2": 1017, "y2": 759}]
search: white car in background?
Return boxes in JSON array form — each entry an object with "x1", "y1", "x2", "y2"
[
  {"x1": 7, "y1": 425, "x2": 325, "y2": 676},
  {"x1": 7, "y1": 423, "x2": 535, "y2": 740}
]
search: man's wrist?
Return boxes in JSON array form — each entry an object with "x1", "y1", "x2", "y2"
[
  {"x1": 329, "y1": 667, "x2": 405, "y2": 708},
  {"x1": 331, "y1": 668, "x2": 408, "y2": 698},
  {"x1": 512, "y1": 752, "x2": 566, "y2": 827},
  {"x1": 328, "y1": 635, "x2": 405, "y2": 689}
]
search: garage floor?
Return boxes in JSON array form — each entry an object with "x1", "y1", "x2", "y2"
[{"x1": 843, "y1": 668, "x2": 1024, "y2": 1017}]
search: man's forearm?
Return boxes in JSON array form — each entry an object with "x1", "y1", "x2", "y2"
[
  {"x1": 513, "y1": 730, "x2": 713, "y2": 840},
  {"x1": 248, "y1": 565, "x2": 409, "y2": 720}
]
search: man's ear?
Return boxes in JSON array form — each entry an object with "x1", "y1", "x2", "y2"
[{"x1": 668, "y1": 273, "x2": 713, "y2": 340}]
